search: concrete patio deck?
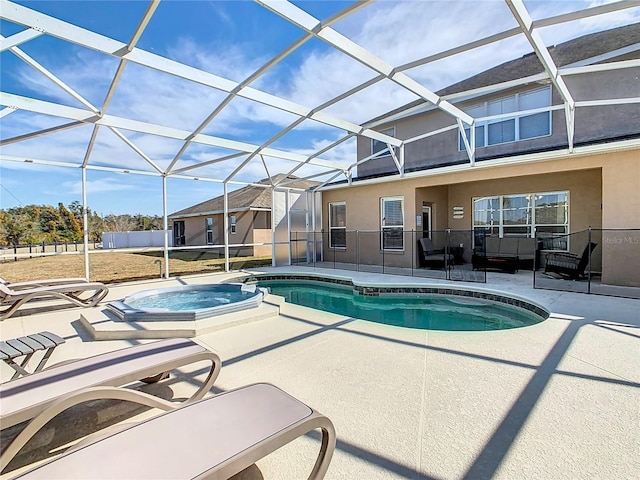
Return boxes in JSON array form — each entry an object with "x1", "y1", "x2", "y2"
[{"x1": 1, "y1": 267, "x2": 638, "y2": 479}]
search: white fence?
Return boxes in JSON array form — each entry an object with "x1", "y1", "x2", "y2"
[{"x1": 102, "y1": 230, "x2": 173, "y2": 249}]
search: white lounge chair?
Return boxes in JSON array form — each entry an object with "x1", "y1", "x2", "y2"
[
  {"x1": 0, "y1": 276, "x2": 90, "y2": 290},
  {"x1": 10, "y1": 383, "x2": 336, "y2": 480},
  {"x1": 0, "y1": 338, "x2": 221, "y2": 473},
  {"x1": 0, "y1": 281, "x2": 109, "y2": 320}
]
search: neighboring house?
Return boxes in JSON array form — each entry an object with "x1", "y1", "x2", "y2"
[
  {"x1": 169, "y1": 174, "x2": 319, "y2": 257},
  {"x1": 320, "y1": 24, "x2": 640, "y2": 287}
]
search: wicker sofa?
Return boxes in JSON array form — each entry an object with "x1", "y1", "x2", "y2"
[{"x1": 472, "y1": 237, "x2": 538, "y2": 273}]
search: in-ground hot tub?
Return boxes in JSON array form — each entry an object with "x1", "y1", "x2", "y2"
[{"x1": 107, "y1": 283, "x2": 267, "y2": 322}]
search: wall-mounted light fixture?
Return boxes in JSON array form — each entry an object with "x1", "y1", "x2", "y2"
[{"x1": 452, "y1": 206, "x2": 464, "y2": 219}]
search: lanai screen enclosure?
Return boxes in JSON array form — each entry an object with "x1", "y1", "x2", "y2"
[{"x1": 1, "y1": 0, "x2": 639, "y2": 277}]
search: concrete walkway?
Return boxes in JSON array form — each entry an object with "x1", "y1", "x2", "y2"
[{"x1": 1, "y1": 267, "x2": 638, "y2": 479}]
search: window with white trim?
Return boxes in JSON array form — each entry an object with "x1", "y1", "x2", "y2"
[
  {"x1": 460, "y1": 86, "x2": 551, "y2": 149},
  {"x1": 473, "y1": 191, "x2": 569, "y2": 249},
  {"x1": 206, "y1": 218, "x2": 214, "y2": 244},
  {"x1": 381, "y1": 196, "x2": 404, "y2": 251},
  {"x1": 230, "y1": 215, "x2": 236, "y2": 234},
  {"x1": 329, "y1": 202, "x2": 346, "y2": 248},
  {"x1": 371, "y1": 127, "x2": 396, "y2": 157}
]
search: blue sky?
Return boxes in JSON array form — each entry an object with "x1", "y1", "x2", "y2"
[{"x1": 1, "y1": 0, "x2": 638, "y2": 216}]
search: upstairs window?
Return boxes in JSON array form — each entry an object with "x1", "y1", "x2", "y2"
[
  {"x1": 371, "y1": 127, "x2": 396, "y2": 157},
  {"x1": 381, "y1": 197, "x2": 404, "y2": 251},
  {"x1": 460, "y1": 86, "x2": 551, "y2": 149},
  {"x1": 329, "y1": 202, "x2": 346, "y2": 249}
]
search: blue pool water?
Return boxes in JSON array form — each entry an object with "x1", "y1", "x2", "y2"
[
  {"x1": 257, "y1": 280, "x2": 544, "y2": 331},
  {"x1": 124, "y1": 284, "x2": 260, "y2": 311}
]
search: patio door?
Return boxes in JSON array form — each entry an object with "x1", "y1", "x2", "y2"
[{"x1": 422, "y1": 205, "x2": 432, "y2": 239}]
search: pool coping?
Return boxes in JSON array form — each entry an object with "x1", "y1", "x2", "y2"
[{"x1": 231, "y1": 272, "x2": 550, "y2": 321}]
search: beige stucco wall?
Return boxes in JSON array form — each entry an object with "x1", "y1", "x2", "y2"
[
  {"x1": 445, "y1": 169, "x2": 602, "y2": 233},
  {"x1": 252, "y1": 228, "x2": 273, "y2": 257},
  {"x1": 181, "y1": 217, "x2": 208, "y2": 246},
  {"x1": 358, "y1": 67, "x2": 639, "y2": 178},
  {"x1": 601, "y1": 156, "x2": 640, "y2": 286},
  {"x1": 322, "y1": 147, "x2": 639, "y2": 285},
  {"x1": 171, "y1": 210, "x2": 272, "y2": 257}
]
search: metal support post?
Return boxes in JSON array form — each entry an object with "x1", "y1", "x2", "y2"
[
  {"x1": 82, "y1": 166, "x2": 90, "y2": 279},
  {"x1": 162, "y1": 175, "x2": 169, "y2": 279},
  {"x1": 223, "y1": 182, "x2": 229, "y2": 272}
]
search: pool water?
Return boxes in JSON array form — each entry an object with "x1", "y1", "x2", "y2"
[
  {"x1": 124, "y1": 284, "x2": 258, "y2": 311},
  {"x1": 258, "y1": 281, "x2": 543, "y2": 331}
]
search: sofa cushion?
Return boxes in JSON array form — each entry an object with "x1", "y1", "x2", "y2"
[
  {"x1": 517, "y1": 238, "x2": 536, "y2": 260},
  {"x1": 500, "y1": 237, "x2": 519, "y2": 255},
  {"x1": 484, "y1": 237, "x2": 501, "y2": 254}
]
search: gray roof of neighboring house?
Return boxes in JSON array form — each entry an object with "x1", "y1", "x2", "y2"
[
  {"x1": 368, "y1": 22, "x2": 640, "y2": 125},
  {"x1": 169, "y1": 174, "x2": 320, "y2": 217}
]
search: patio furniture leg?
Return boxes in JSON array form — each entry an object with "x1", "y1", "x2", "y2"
[{"x1": 0, "y1": 332, "x2": 66, "y2": 380}]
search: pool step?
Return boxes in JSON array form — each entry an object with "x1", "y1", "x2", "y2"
[{"x1": 80, "y1": 302, "x2": 280, "y2": 340}]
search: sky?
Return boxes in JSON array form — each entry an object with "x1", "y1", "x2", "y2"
[{"x1": 1, "y1": 0, "x2": 638, "y2": 216}]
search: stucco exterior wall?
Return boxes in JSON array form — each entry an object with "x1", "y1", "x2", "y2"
[
  {"x1": 322, "y1": 148, "x2": 638, "y2": 285},
  {"x1": 170, "y1": 210, "x2": 272, "y2": 257},
  {"x1": 445, "y1": 169, "x2": 602, "y2": 232},
  {"x1": 182, "y1": 216, "x2": 208, "y2": 246},
  {"x1": 601, "y1": 156, "x2": 640, "y2": 286},
  {"x1": 252, "y1": 228, "x2": 273, "y2": 257},
  {"x1": 568, "y1": 67, "x2": 640, "y2": 143},
  {"x1": 357, "y1": 67, "x2": 639, "y2": 179}
]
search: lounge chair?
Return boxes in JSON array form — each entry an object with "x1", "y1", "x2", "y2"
[
  {"x1": 10, "y1": 383, "x2": 336, "y2": 480},
  {"x1": 0, "y1": 280, "x2": 109, "y2": 320},
  {"x1": 545, "y1": 242, "x2": 598, "y2": 280},
  {"x1": 0, "y1": 276, "x2": 90, "y2": 289},
  {"x1": 418, "y1": 237, "x2": 454, "y2": 269},
  {"x1": 0, "y1": 338, "x2": 221, "y2": 473}
]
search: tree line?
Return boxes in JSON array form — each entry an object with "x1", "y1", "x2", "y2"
[{"x1": 0, "y1": 201, "x2": 163, "y2": 246}]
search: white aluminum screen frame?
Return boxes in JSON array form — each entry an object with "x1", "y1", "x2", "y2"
[{"x1": 1, "y1": 0, "x2": 638, "y2": 275}]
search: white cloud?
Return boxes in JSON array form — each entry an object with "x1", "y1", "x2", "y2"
[
  {"x1": 274, "y1": 0, "x2": 639, "y2": 125},
  {"x1": 52, "y1": 178, "x2": 136, "y2": 196},
  {"x1": 2, "y1": 0, "x2": 637, "y2": 196},
  {"x1": 12, "y1": 48, "x2": 118, "y2": 108}
]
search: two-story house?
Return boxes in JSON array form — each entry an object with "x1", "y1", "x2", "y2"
[{"x1": 320, "y1": 24, "x2": 640, "y2": 287}]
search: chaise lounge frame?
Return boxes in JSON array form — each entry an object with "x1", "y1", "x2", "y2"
[
  {"x1": 0, "y1": 281, "x2": 109, "y2": 321},
  {"x1": 0, "y1": 276, "x2": 91, "y2": 290},
  {"x1": 0, "y1": 338, "x2": 221, "y2": 473},
  {"x1": 10, "y1": 383, "x2": 336, "y2": 480}
]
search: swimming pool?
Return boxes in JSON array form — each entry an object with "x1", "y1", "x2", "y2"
[
  {"x1": 107, "y1": 283, "x2": 266, "y2": 322},
  {"x1": 246, "y1": 276, "x2": 547, "y2": 332}
]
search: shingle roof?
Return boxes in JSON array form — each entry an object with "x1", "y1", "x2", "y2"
[
  {"x1": 169, "y1": 174, "x2": 320, "y2": 217},
  {"x1": 369, "y1": 22, "x2": 640, "y2": 125}
]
